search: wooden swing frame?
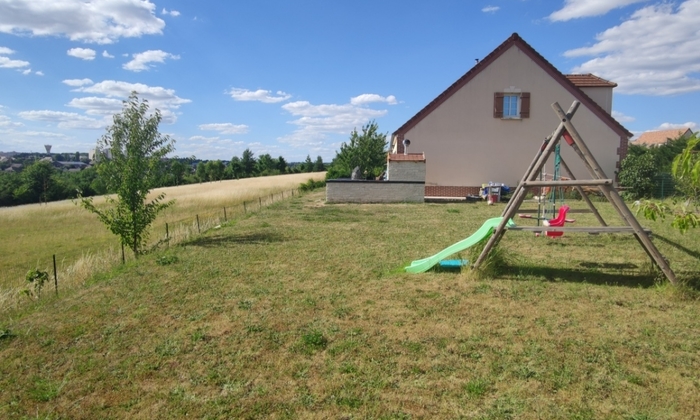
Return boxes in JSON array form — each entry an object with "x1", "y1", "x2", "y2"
[{"x1": 472, "y1": 101, "x2": 677, "y2": 284}]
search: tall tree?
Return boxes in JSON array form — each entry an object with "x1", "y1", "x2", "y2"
[
  {"x1": 326, "y1": 120, "x2": 387, "y2": 179},
  {"x1": 241, "y1": 148, "x2": 257, "y2": 177},
  {"x1": 303, "y1": 155, "x2": 314, "y2": 173},
  {"x1": 227, "y1": 156, "x2": 243, "y2": 179},
  {"x1": 276, "y1": 156, "x2": 288, "y2": 173},
  {"x1": 313, "y1": 156, "x2": 326, "y2": 172},
  {"x1": 170, "y1": 160, "x2": 187, "y2": 186},
  {"x1": 256, "y1": 153, "x2": 275, "y2": 175},
  {"x1": 195, "y1": 161, "x2": 207, "y2": 182},
  {"x1": 206, "y1": 160, "x2": 225, "y2": 181},
  {"x1": 13, "y1": 160, "x2": 62, "y2": 205},
  {"x1": 78, "y1": 92, "x2": 175, "y2": 257}
]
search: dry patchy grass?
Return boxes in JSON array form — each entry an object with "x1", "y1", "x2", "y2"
[
  {"x1": 1, "y1": 190, "x2": 699, "y2": 419},
  {"x1": 0, "y1": 173, "x2": 324, "y2": 300}
]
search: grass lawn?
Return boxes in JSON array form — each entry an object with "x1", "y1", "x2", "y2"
[{"x1": 1, "y1": 189, "x2": 699, "y2": 419}]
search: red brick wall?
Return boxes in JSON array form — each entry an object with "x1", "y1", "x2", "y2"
[{"x1": 425, "y1": 186, "x2": 482, "y2": 197}]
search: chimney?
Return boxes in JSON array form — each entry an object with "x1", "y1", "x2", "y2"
[{"x1": 402, "y1": 139, "x2": 411, "y2": 155}]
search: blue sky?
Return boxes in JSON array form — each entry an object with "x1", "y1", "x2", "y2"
[{"x1": 1, "y1": 0, "x2": 699, "y2": 161}]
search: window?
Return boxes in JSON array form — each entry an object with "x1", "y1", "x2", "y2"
[{"x1": 493, "y1": 92, "x2": 530, "y2": 119}]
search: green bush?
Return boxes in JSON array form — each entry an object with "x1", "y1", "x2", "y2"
[
  {"x1": 619, "y1": 151, "x2": 659, "y2": 199},
  {"x1": 299, "y1": 179, "x2": 326, "y2": 192}
]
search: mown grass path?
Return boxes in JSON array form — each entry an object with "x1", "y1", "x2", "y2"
[{"x1": 1, "y1": 190, "x2": 699, "y2": 419}]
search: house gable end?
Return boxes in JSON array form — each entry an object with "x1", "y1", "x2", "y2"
[{"x1": 392, "y1": 33, "x2": 631, "y2": 153}]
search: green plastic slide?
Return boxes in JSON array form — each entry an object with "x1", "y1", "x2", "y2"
[{"x1": 405, "y1": 217, "x2": 514, "y2": 273}]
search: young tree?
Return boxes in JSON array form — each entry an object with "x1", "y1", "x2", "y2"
[
  {"x1": 326, "y1": 120, "x2": 387, "y2": 179},
  {"x1": 78, "y1": 93, "x2": 175, "y2": 257}
]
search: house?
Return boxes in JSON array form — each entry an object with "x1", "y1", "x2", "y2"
[
  {"x1": 633, "y1": 128, "x2": 694, "y2": 147},
  {"x1": 391, "y1": 33, "x2": 631, "y2": 197}
]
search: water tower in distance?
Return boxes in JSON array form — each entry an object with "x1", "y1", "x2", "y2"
[{"x1": 44, "y1": 144, "x2": 52, "y2": 154}]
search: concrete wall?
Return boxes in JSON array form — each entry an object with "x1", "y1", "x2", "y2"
[
  {"x1": 402, "y1": 45, "x2": 623, "y2": 190},
  {"x1": 326, "y1": 180, "x2": 424, "y2": 203},
  {"x1": 388, "y1": 161, "x2": 426, "y2": 182}
]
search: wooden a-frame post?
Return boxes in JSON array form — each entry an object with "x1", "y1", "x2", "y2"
[{"x1": 472, "y1": 101, "x2": 677, "y2": 284}]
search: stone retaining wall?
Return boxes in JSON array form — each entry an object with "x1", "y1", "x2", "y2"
[{"x1": 326, "y1": 180, "x2": 424, "y2": 203}]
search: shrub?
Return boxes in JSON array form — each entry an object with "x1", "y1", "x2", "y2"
[{"x1": 299, "y1": 179, "x2": 326, "y2": 192}]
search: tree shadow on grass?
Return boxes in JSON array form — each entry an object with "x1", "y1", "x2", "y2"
[
  {"x1": 653, "y1": 234, "x2": 700, "y2": 260},
  {"x1": 497, "y1": 263, "x2": 659, "y2": 288},
  {"x1": 186, "y1": 232, "x2": 287, "y2": 248}
]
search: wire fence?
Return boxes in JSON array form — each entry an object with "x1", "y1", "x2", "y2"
[
  {"x1": 2, "y1": 187, "x2": 304, "y2": 306},
  {"x1": 652, "y1": 173, "x2": 676, "y2": 199}
]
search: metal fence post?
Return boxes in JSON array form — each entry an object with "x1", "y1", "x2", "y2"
[{"x1": 53, "y1": 254, "x2": 58, "y2": 296}]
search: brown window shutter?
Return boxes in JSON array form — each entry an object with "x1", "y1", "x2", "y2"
[
  {"x1": 520, "y1": 92, "x2": 530, "y2": 118},
  {"x1": 493, "y1": 92, "x2": 504, "y2": 118}
]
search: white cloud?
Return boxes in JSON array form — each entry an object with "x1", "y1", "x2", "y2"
[
  {"x1": 22, "y1": 68, "x2": 31, "y2": 75},
  {"x1": 35, "y1": 70, "x2": 43, "y2": 76},
  {"x1": 612, "y1": 110, "x2": 635, "y2": 123},
  {"x1": 228, "y1": 88, "x2": 291, "y2": 103},
  {"x1": 0, "y1": 115, "x2": 23, "y2": 128},
  {"x1": 102, "y1": 50, "x2": 114, "y2": 58},
  {"x1": 63, "y1": 78, "x2": 94, "y2": 87},
  {"x1": 0, "y1": 47, "x2": 29, "y2": 69},
  {"x1": 0, "y1": 0, "x2": 165, "y2": 44},
  {"x1": 549, "y1": 0, "x2": 646, "y2": 21},
  {"x1": 18, "y1": 110, "x2": 106, "y2": 129},
  {"x1": 565, "y1": 1, "x2": 700, "y2": 95},
  {"x1": 279, "y1": 97, "x2": 389, "y2": 148},
  {"x1": 123, "y1": 49, "x2": 179, "y2": 72},
  {"x1": 482, "y1": 6, "x2": 500, "y2": 13},
  {"x1": 199, "y1": 123, "x2": 249, "y2": 135},
  {"x1": 70, "y1": 80, "x2": 191, "y2": 123},
  {"x1": 653, "y1": 122, "x2": 698, "y2": 131},
  {"x1": 162, "y1": 8, "x2": 181, "y2": 17},
  {"x1": 67, "y1": 47, "x2": 96, "y2": 60},
  {"x1": 67, "y1": 97, "x2": 124, "y2": 116},
  {"x1": 350, "y1": 94, "x2": 397, "y2": 106}
]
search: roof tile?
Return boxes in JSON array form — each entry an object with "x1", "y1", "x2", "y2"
[
  {"x1": 565, "y1": 74, "x2": 617, "y2": 88},
  {"x1": 634, "y1": 128, "x2": 693, "y2": 146}
]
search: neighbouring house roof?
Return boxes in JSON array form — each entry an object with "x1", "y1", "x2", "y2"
[
  {"x1": 565, "y1": 74, "x2": 617, "y2": 88},
  {"x1": 392, "y1": 33, "x2": 632, "y2": 151},
  {"x1": 634, "y1": 128, "x2": 694, "y2": 146},
  {"x1": 387, "y1": 153, "x2": 426, "y2": 162}
]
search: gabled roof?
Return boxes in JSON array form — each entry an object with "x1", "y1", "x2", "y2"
[
  {"x1": 634, "y1": 128, "x2": 694, "y2": 146},
  {"x1": 393, "y1": 33, "x2": 631, "y2": 144},
  {"x1": 566, "y1": 74, "x2": 617, "y2": 88}
]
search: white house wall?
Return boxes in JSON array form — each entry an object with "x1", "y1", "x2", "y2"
[
  {"x1": 402, "y1": 46, "x2": 622, "y2": 189},
  {"x1": 579, "y1": 87, "x2": 613, "y2": 114}
]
